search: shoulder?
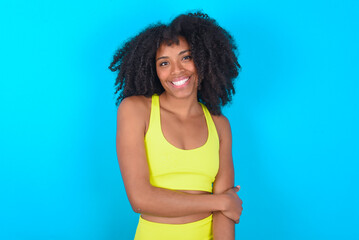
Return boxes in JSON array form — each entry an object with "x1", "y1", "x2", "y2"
[
  {"x1": 117, "y1": 95, "x2": 152, "y2": 128},
  {"x1": 117, "y1": 95, "x2": 151, "y2": 116},
  {"x1": 211, "y1": 114, "x2": 232, "y2": 142}
]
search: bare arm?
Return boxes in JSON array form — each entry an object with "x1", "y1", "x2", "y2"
[
  {"x1": 116, "y1": 97, "x2": 231, "y2": 218},
  {"x1": 212, "y1": 115, "x2": 243, "y2": 240}
]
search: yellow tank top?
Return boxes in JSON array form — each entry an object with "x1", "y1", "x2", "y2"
[{"x1": 144, "y1": 94, "x2": 219, "y2": 192}]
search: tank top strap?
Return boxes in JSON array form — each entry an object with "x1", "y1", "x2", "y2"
[
  {"x1": 148, "y1": 94, "x2": 161, "y2": 135},
  {"x1": 199, "y1": 103, "x2": 219, "y2": 145}
]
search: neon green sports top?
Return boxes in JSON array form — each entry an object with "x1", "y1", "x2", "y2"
[{"x1": 144, "y1": 94, "x2": 220, "y2": 193}]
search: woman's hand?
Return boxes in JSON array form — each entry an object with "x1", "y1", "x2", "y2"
[{"x1": 221, "y1": 186, "x2": 243, "y2": 223}]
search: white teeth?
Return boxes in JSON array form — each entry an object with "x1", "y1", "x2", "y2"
[{"x1": 172, "y1": 77, "x2": 189, "y2": 86}]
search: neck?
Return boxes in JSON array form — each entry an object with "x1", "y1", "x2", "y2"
[{"x1": 159, "y1": 92, "x2": 200, "y2": 118}]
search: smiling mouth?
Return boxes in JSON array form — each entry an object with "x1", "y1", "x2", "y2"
[{"x1": 171, "y1": 76, "x2": 190, "y2": 88}]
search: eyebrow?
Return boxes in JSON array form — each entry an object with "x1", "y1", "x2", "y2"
[{"x1": 156, "y1": 49, "x2": 191, "y2": 62}]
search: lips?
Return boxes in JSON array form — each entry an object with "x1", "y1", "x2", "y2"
[{"x1": 171, "y1": 76, "x2": 190, "y2": 88}]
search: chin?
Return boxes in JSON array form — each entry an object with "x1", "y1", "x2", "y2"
[{"x1": 167, "y1": 88, "x2": 198, "y2": 100}]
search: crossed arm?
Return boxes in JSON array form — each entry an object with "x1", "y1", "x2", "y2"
[{"x1": 116, "y1": 97, "x2": 242, "y2": 239}]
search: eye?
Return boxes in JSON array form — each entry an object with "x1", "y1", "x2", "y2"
[
  {"x1": 159, "y1": 61, "x2": 169, "y2": 67},
  {"x1": 182, "y1": 55, "x2": 192, "y2": 61}
]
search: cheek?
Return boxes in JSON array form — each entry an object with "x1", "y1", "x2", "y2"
[
  {"x1": 187, "y1": 62, "x2": 197, "y2": 74},
  {"x1": 156, "y1": 67, "x2": 168, "y2": 82},
  {"x1": 155, "y1": 66, "x2": 162, "y2": 78}
]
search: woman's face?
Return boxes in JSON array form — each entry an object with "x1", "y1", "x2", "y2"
[{"x1": 155, "y1": 36, "x2": 198, "y2": 99}]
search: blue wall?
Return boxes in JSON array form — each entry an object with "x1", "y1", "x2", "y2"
[{"x1": 1, "y1": 0, "x2": 358, "y2": 239}]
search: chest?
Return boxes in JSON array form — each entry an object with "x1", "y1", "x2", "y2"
[{"x1": 160, "y1": 109, "x2": 208, "y2": 150}]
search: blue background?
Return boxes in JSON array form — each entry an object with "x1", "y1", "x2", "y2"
[{"x1": 1, "y1": 0, "x2": 358, "y2": 239}]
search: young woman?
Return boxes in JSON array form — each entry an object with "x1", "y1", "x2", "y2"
[{"x1": 109, "y1": 12, "x2": 243, "y2": 240}]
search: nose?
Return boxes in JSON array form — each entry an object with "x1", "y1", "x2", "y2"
[{"x1": 171, "y1": 60, "x2": 184, "y2": 75}]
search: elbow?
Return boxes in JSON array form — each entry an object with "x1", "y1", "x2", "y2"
[
  {"x1": 127, "y1": 185, "x2": 153, "y2": 214},
  {"x1": 130, "y1": 199, "x2": 142, "y2": 213},
  {"x1": 132, "y1": 206, "x2": 141, "y2": 214}
]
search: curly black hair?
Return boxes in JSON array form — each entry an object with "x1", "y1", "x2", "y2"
[{"x1": 109, "y1": 12, "x2": 240, "y2": 115}]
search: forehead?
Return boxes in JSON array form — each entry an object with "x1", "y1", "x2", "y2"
[{"x1": 156, "y1": 36, "x2": 190, "y2": 57}]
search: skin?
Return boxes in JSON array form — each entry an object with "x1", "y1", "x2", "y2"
[{"x1": 116, "y1": 36, "x2": 243, "y2": 239}]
